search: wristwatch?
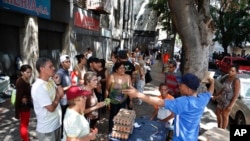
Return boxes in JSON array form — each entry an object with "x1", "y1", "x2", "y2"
[{"x1": 56, "y1": 83, "x2": 62, "y2": 86}]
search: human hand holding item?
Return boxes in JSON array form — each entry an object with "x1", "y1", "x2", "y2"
[
  {"x1": 103, "y1": 98, "x2": 111, "y2": 110},
  {"x1": 52, "y1": 74, "x2": 64, "y2": 98},
  {"x1": 201, "y1": 71, "x2": 215, "y2": 83},
  {"x1": 52, "y1": 73, "x2": 61, "y2": 85},
  {"x1": 207, "y1": 77, "x2": 215, "y2": 95},
  {"x1": 104, "y1": 98, "x2": 111, "y2": 105},
  {"x1": 122, "y1": 86, "x2": 138, "y2": 98}
]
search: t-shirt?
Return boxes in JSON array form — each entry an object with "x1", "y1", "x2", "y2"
[
  {"x1": 165, "y1": 72, "x2": 181, "y2": 97},
  {"x1": 62, "y1": 108, "x2": 90, "y2": 140},
  {"x1": 31, "y1": 78, "x2": 62, "y2": 133},
  {"x1": 163, "y1": 53, "x2": 170, "y2": 64},
  {"x1": 57, "y1": 68, "x2": 71, "y2": 105},
  {"x1": 154, "y1": 94, "x2": 174, "y2": 109},
  {"x1": 156, "y1": 95, "x2": 174, "y2": 120},
  {"x1": 164, "y1": 92, "x2": 211, "y2": 141}
]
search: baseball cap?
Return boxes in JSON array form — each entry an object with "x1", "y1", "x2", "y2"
[
  {"x1": 180, "y1": 73, "x2": 200, "y2": 91},
  {"x1": 66, "y1": 86, "x2": 92, "y2": 100},
  {"x1": 60, "y1": 55, "x2": 70, "y2": 63}
]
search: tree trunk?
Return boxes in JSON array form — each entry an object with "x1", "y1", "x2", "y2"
[{"x1": 168, "y1": 0, "x2": 214, "y2": 79}]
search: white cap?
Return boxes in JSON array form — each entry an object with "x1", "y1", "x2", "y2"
[{"x1": 60, "y1": 55, "x2": 69, "y2": 63}]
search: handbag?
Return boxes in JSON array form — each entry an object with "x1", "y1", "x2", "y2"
[
  {"x1": 157, "y1": 107, "x2": 171, "y2": 120},
  {"x1": 10, "y1": 89, "x2": 16, "y2": 106},
  {"x1": 145, "y1": 70, "x2": 152, "y2": 83}
]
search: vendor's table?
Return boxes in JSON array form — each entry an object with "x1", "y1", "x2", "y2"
[{"x1": 110, "y1": 116, "x2": 168, "y2": 141}]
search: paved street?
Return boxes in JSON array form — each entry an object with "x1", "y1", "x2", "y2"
[{"x1": 0, "y1": 60, "x2": 218, "y2": 141}]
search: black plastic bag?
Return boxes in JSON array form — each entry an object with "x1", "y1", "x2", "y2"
[{"x1": 145, "y1": 70, "x2": 152, "y2": 83}]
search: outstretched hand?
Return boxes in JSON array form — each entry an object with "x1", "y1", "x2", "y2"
[
  {"x1": 208, "y1": 77, "x2": 214, "y2": 84},
  {"x1": 122, "y1": 86, "x2": 138, "y2": 98}
]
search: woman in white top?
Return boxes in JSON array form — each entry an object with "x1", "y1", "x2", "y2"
[
  {"x1": 71, "y1": 54, "x2": 87, "y2": 85},
  {"x1": 63, "y1": 86, "x2": 97, "y2": 141}
]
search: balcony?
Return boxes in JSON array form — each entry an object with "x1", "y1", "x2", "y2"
[{"x1": 86, "y1": 0, "x2": 111, "y2": 14}]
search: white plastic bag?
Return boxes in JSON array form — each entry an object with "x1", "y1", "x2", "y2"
[{"x1": 11, "y1": 89, "x2": 16, "y2": 106}]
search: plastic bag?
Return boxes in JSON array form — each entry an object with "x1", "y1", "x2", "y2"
[
  {"x1": 145, "y1": 70, "x2": 152, "y2": 83},
  {"x1": 11, "y1": 89, "x2": 16, "y2": 106}
]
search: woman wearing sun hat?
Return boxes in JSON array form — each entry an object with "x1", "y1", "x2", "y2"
[{"x1": 62, "y1": 86, "x2": 98, "y2": 141}]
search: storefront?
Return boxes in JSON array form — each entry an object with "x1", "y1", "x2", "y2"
[
  {"x1": 0, "y1": 0, "x2": 69, "y2": 81},
  {"x1": 73, "y1": 7, "x2": 101, "y2": 58},
  {"x1": 0, "y1": 10, "x2": 25, "y2": 80}
]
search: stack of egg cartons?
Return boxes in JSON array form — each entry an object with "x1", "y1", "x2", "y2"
[{"x1": 111, "y1": 108, "x2": 136, "y2": 140}]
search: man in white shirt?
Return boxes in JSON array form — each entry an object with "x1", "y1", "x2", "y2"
[{"x1": 31, "y1": 57, "x2": 64, "y2": 141}]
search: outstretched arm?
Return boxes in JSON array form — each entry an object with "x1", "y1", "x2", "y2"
[
  {"x1": 122, "y1": 87, "x2": 165, "y2": 107},
  {"x1": 208, "y1": 78, "x2": 215, "y2": 95}
]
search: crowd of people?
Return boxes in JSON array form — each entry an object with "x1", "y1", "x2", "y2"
[
  {"x1": 13, "y1": 47, "x2": 157, "y2": 141},
  {"x1": 13, "y1": 47, "x2": 240, "y2": 141}
]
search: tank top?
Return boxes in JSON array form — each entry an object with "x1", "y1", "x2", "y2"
[
  {"x1": 85, "y1": 91, "x2": 98, "y2": 119},
  {"x1": 109, "y1": 81, "x2": 129, "y2": 104},
  {"x1": 76, "y1": 65, "x2": 86, "y2": 80},
  {"x1": 217, "y1": 78, "x2": 237, "y2": 108}
]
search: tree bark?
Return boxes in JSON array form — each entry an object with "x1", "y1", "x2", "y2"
[{"x1": 168, "y1": 0, "x2": 214, "y2": 78}]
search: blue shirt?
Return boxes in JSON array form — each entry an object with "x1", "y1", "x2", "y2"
[
  {"x1": 56, "y1": 68, "x2": 71, "y2": 105},
  {"x1": 165, "y1": 92, "x2": 211, "y2": 141},
  {"x1": 56, "y1": 68, "x2": 71, "y2": 87}
]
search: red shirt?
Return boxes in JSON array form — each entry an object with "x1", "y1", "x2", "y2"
[
  {"x1": 165, "y1": 73, "x2": 179, "y2": 97},
  {"x1": 163, "y1": 53, "x2": 170, "y2": 64}
]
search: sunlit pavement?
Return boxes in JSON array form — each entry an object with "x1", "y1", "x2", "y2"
[
  {"x1": 0, "y1": 100, "x2": 38, "y2": 141},
  {"x1": 0, "y1": 60, "x2": 219, "y2": 141}
]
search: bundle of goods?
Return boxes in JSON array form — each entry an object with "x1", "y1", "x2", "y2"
[{"x1": 111, "y1": 108, "x2": 136, "y2": 140}]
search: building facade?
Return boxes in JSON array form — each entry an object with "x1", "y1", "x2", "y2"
[{"x1": 0, "y1": 0, "x2": 131, "y2": 82}]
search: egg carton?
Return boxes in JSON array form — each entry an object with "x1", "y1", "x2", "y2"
[
  {"x1": 113, "y1": 116, "x2": 135, "y2": 126},
  {"x1": 111, "y1": 130, "x2": 129, "y2": 140},
  {"x1": 112, "y1": 124, "x2": 134, "y2": 134},
  {"x1": 117, "y1": 108, "x2": 136, "y2": 118}
]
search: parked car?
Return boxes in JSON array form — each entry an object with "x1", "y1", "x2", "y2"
[
  {"x1": 215, "y1": 56, "x2": 250, "y2": 74},
  {"x1": 208, "y1": 68, "x2": 223, "y2": 79},
  {"x1": 214, "y1": 73, "x2": 250, "y2": 125}
]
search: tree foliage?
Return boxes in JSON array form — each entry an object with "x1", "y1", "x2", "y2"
[
  {"x1": 148, "y1": 0, "x2": 171, "y2": 31},
  {"x1": 211, "y1": 0, "x2": 250, "y2": 54}
]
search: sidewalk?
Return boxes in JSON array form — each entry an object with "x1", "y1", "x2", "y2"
[
  {"x1": 0, "y1": 100, "x2": 38, "y2": 141},
  {"x1": 0, "y1": 60, "x2": 219, "y2": 141}
]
